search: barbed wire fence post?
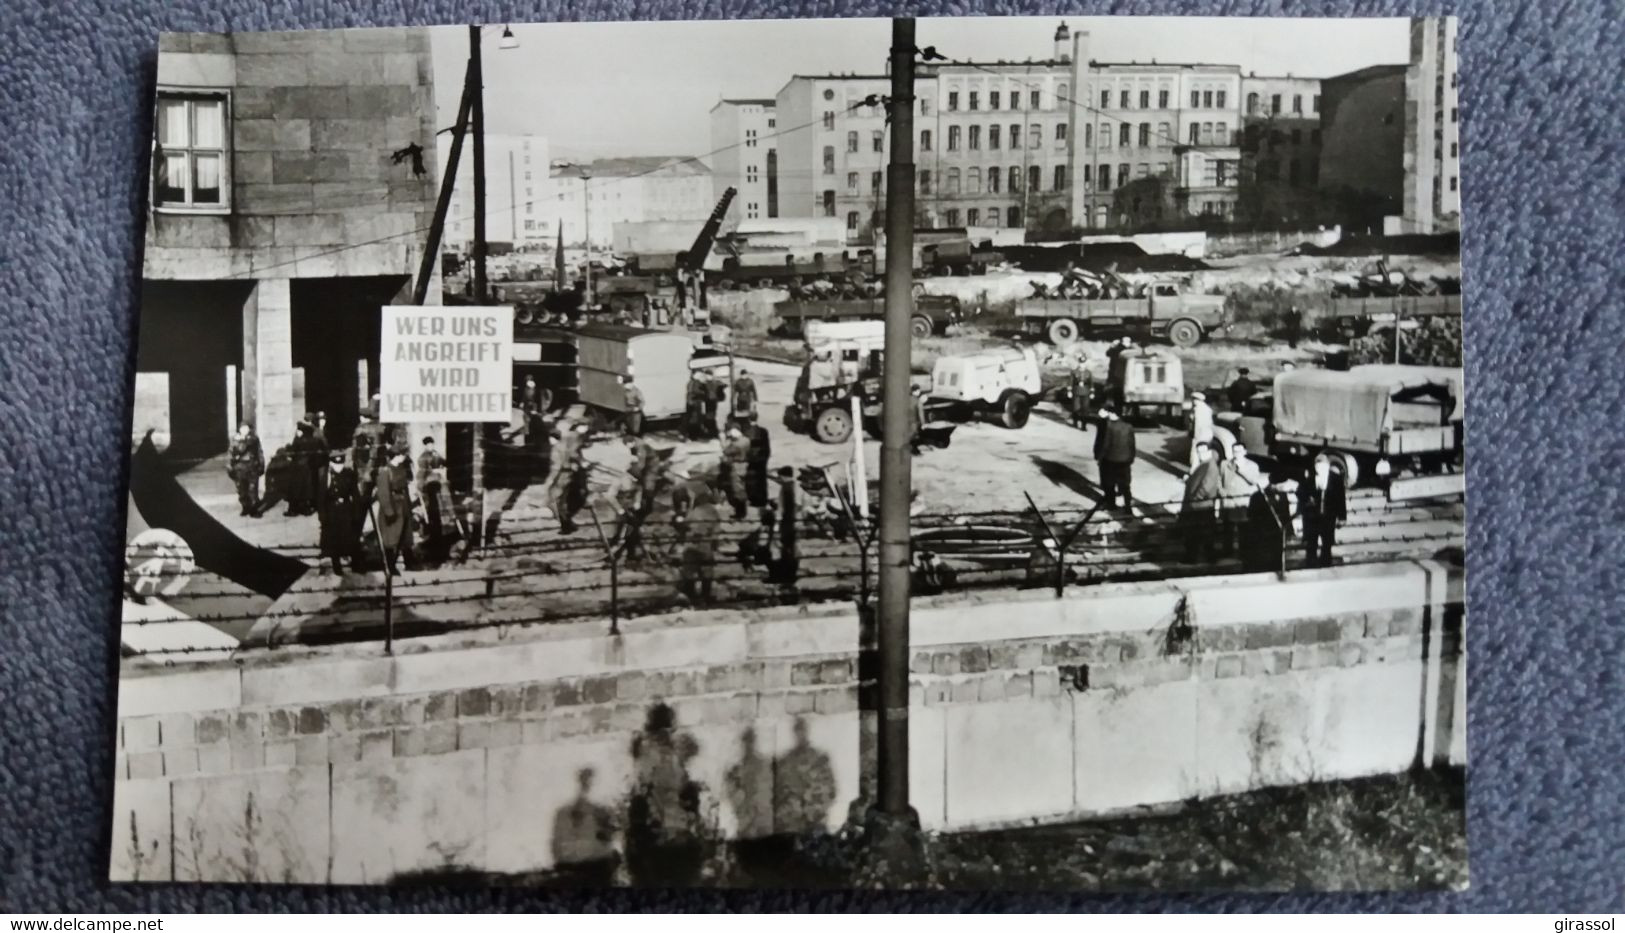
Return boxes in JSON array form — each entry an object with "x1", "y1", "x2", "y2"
[
  {"x1": 1023, "y1": 492, "x2": 1096, "y2": 598},
  {"x1": 586, "y1": 503, "x2": 623, "y2": 636}
]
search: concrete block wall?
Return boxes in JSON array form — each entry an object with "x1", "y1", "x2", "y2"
[
  {"x1": 111, "y1": 560, "x2": 1465, "y2": 883},
  {"x1": 145, "y1": 28, "x2": 437, "y2": 282}
]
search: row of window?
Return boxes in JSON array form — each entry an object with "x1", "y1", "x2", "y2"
[
  {"x1": 1245, "y1": 92, "x2": 1320, "y2": 116},
  {"x1": 843, "y1": 206, "x2": 1027, "y2": 230},
  {"x1": 917, "y1": 164, "x2": 1066, "y2": 196},
  {"x1": 944, "y1": 86, "x2": 1067, "y2": 113},
  {"x1": 1099, "y1": 88, "x2": 1230, "y2": 111}
]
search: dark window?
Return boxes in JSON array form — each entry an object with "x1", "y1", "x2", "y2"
[
  {"x1": 1139, "y1": 90, "x2": 1150, "y2": 109},
  {"x1": 1099, "y1": 163, "x2": 1111, "y2": 190},
  {"x1": 1009, "y1": 123, "x2": 1021, "y2": 149},
  {"x1": 1138, "y1": 123, "x2": 1150, "y2": 147},
  {"x1": 1159, "y1": 89, "x2": 1170, "y2": 109},
  {"x1": 1217, "y1": 90, "x2": 1227, "y2": 108},
  {"x1": 873, "y1": 130, "x2": 884, "y2": 153},
  {"x1": 969, "y1": 91, "x2": 979, "y2": 111},
  {"x1": 918, "y1": 170, "x2": 931, "y2": 194},
  {"x1": 1271, "y1": 94, "x2": 1282, "y2": 114},
  {"x1": 1291, "y1": 129, "x2": 1302, "y2": 145},
  {"x1": 988, "y1": 167, "x2": 1001, "y2": 193},
  {"x1": 945, "y1": 208, "x2": 960, "y2": 226},
  {"x1": 823, "y1": 146, "x2": 834, "y2": 173},
  {"x1": 968, "y1": 125, "x2": 981, "y2": 150},
  {"x1": 948, "y1": 91, "x2": 959, "y2": 111},
  {"x1": 1053, "y1": 165, "x2": 1067, "y2": 190},
  {"x1": 846, "y1": 211, "x2": 859, "y2": 230},
  {"x1": 1292, "y1": 94, "x2": 1303, "y2": 113},
  {"x1": 822, "y1": 111, "x2": 835, "y2": 129},
  {"x1": 1100, "y1": 89, "x2": 1110, "y2": 108},
  {"x1": 967, "y1": 207, "x2": 979, "y2": 225},
  {"x1": 1121, "y1": 90, "x2": 1131, "y2": 109},
  {"x1": 1191, "y1": 90, "x2": 1200, "y2": 108},
  {"x1": 871, "y1": 171, "x2": 883, "y2": 192},
  {"x1": 948, "y1": 125, "x2": 961, "y2": 150},
  {"x1": 846, "y1": 171, "x2": 858, "y2": 192},
  {"x1": 1189, "y1": 123, "x2": 1199, "y2": 144},
  {"x1": 989, "y1": 125, "x2": 1001, "y2": 149},
  {"x1": 920, "y1": 129, "x2": 933, "y2": 151},
  {"x1": 822, "y1": 190, "x2": 835, "y2": 216},
  {"x1": 847, "y1": 131, "x2": 858, "y2": 153},
  {"x1": 990, "y1": 91, "x2": 1001, "y2": 109},
  {"x1": 1007, "y1": 206, "x2": 1021, "y2": 227},
  {"x1": 1203, "y1": 90, "x2": 1213, "y2": 108},
  {"x1": 1031, "y1": 90, "x2": 1041, "y2": 109},
  {"x1": 1311, "y1": 128, "x2": 1322, "y2": 145},
  {"x1": 1008, "y1": 166, "x2": 1020, "y2": 192},
  {"x1": 1028, "y1": 165, "x2": 1041, "y2": 192},
  {"x1": 1119, "y1": 123, "x2": 1131, "y2": 146}
]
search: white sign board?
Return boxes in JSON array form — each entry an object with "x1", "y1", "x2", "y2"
[{"x1": 379, "y1": 305, "x2": 514, "y2": 423}]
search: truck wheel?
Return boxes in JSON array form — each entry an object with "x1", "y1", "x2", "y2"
[
  {"x1": 814, "y1": 406, "x2": 854, "y2": 445},
  {"x1": 999, "y1": 391, "x2": 1032, "y2": 429},
  {"x1": 1168, "y1": 318, "x2": 1202, "y2": 349},
  {"x1": 1326, "y1": 450, "x2": 1361, "y2": 487},
  {"x1": 1047, "y1": 318, "x2": 1080, "y2": 346},
  {"x1": 910, "y1": 315, "x2": 935, "y2": 339}
]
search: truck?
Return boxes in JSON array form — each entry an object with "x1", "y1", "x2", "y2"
[
  {"x1": 783, "y1": 320, "x2": 1038, "y2": 444},
  {"x1": 511, "y1": 324, "x2": 723, "y2": 426},
  {"x1": 1015, "y1": 282, "x2": 1229, "y2": 348},
  {"x1": 919, "y1": 238, "x2": 1004, "y2": 276},
  {"x1": 1212, "y1": 364, "x2": 1465, "y2": 495},
  {"x1": 772, "y1": 294, "x2": 967, "y2": 339}
]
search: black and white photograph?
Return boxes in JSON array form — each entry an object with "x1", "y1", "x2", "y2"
[{"x1": 114, "y1": 14, "x2": 1468, "y2": 891}]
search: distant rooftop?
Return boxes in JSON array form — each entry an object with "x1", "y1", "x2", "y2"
[
  {"x1": 1320, "y1": 63, "x2": 1408, "y2": 84},
  {"x1": 710, "y1": 98, "x2": 777, "y2": 112}
]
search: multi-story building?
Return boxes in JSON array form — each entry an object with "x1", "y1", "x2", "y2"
[
  {"x1": 137, "y1": 28, "x2": 440, "y2": 459},
  {"x1": 708, "y1": 99, "x2": 779, "y2": 223},
  {"x1": 547, "y1": 157, "x2": 714, "y2": 250},
  {"x1": 1064, "y1": 28, "x2": 1244, "y2": 228},
  {"x1": 1317, "y1": 64, "x2": 1408, "y2": 232},
  {"x1": 772, "y1": 72, "x2": 909, "y2": 241},
  {"x1": 1236, "y1": 74, "x2": 1324, "y2": 225},
  {"x1": 439, "y1": 133, "x2": 551, "y2": 251},
  {"x1": 1402, "y1": 16, "x2": 1460, "y2": 233}
]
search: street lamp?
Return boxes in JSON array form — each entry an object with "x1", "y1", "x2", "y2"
[
  {"x1": 498, "y1": 26, "x2": 519, "y2": 50},
  {"x1": 468, "y1": 23, "x2": 519, "y2": 305},
  {"x1": 581, "y1": 167, "x2": 594, "y2": 306}
]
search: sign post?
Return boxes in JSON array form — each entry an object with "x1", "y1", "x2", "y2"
[{"x1": 378, "y1": 304, "x2": 515, "y2": 650}]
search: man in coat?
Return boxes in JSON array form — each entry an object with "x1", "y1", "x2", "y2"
[
  {"x1": 722, "y1": 426, "x2": 752, "y2": 519},
  {"x1": 351, "y1": 406, "x2": 389, "y2": 503},
  {"x1": 1298, "y1": 454, "x2": 1348, "y2": 568},
  {"x1": 317, "y1": 450, "x2": 361, "y2": 574},
  {"x1": 732, "y1": 368, "x2": 758, "y2": 426},
  {"x1": 1092, "y1": 404, "x2": 1137, "y2": 511},
  {"x1": 1245, "y1": 475, "x2": 1298, "y2": 574},
  {"x1": 226, "y1": 423, "x2": 264, "y2": 517},
  {"x1": 416, "y1": 436, "x2": 449, "y2": 558},
  {"x1": 769, "y1": 465, "x2": 799, "y2": 586},
  {"x1": 547, "y1": 421, "x2": 588, "y2": 534},
  {"x1": 374, "y1": 452, "x2": 414, "y2": 575},
  {"x1": 1226, "y1": 368, "x2": 1257, "y2": 411},
  {"x1": 745, "y1": 421, "x2": 773, "y2": 509},
  {"x1": 1068, "y1": 363, "x2": 1094, "y2": 429},
  {"x1": 286, "y1": 418, "x2": 324, "y2": 517},
  {"x1": 1180, "y1": 440, "x2": 1224, "y2": 564}
]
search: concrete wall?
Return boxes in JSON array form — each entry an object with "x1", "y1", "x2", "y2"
[
  {"x1": 144, "y1": 28, "x2": 438, "y2": 282},
  {"x1": 1206, "y1": 225, "x2": 1342, "y2": 258},
  {"x1": 111, "y1": 560, "x2": 1465, "y2": 883}
]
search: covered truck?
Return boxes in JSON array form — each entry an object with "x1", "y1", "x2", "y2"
[
  {"x1": 1016, "y1": 282, "x2": 1229, "y2": 348},
  {"x1": 1218, "y1": 364, "x2": 1465, "y2": 494},
  {"x1": 574, "y1": 324, "x2": 698, "y2": 423}
]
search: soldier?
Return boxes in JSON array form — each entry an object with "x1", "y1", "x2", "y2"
[
  {"x1": 548, "y1": 421, "x2": 588, "y2": 535},
  {"x1": 702, "y1": 369, "x2": 724, "y2": 439},
  {"x1": 621, "y1": 374, "x2": 645, "y2": 437},
  {"x1": 684, "y1": 371, "x2": 709, "y2": 440},
  {"x1": 722, "y1": 426, "x2": 752, "y2": 519},
  {"x1": 286, "y1": 418, "x2": 324, "y2": 517},
  {"x1": 351, "y1": 404, "x2": 389, "y2": 502},
  {"x1": 1283, "y1": 305, "x2": 1304, "y2": 349},
  {"x1": 317, "y1": 449, "x2": 361, "y2": 574},
  {"x1": 679, "y1": 487, "x2": 722, "y2": 605},
  {"x1": 226, "y1": 423, "x2": 264, "y2": 517},
  {"x1": 1068, "y1": 362, "x2": 1094, "y2": 429},
  {"x1": 519, "y1": 375, "x2": 548, "y2": 415},
  {"x1": 416, "y1": 436, "x2": 448, "y2": 558},
  {"x1": 731, "y1": 368, "x2": 758, "y2": 426},
  {"x1": 1093, "y1": 403, "x2": 1137, "y2": 511},
  {"x1": 1179, "y1": 440, "x2": 1224, "y2": 564},
  {"x1": 374, "y1": 451, "x2": 414, "y2": 575},
  {"x1": 1105, "y1": 336, "x2": 1135, "y2": 410}
]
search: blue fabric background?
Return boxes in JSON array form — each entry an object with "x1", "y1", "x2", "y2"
[{"x1": 1, "y1": 0, "x2": 1621, "y2": 913}]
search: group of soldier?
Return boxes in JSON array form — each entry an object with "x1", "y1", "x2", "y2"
[{"x1": 224, "y1": 405, "x2": 454, "y2": 575}]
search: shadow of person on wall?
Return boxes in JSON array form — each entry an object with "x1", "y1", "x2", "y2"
[
  {"x1": 726, "y1": 716, "x2": 845, "y2": 887},
  {"x1": 624, "y1": 702, "x2": 710, "y2": 888},
  {"x1": 547, "y1": 766, "x2": 621, "y2": 887},
  {"x1": 774, "y1": 717, "x2": 837, "y2": 837}
]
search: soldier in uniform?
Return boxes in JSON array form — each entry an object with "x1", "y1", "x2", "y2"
[
  {"x1": 679, "y1": 486, "x2": 722, "y2": 605},
  {"x1": 745, "y1": 420, "x2": 773, "y2": 509},
  {"x1": 226, "y1": 423, "x2": 264, "y2": 517},
  {"x1": 731, "y1": 368, "x2": 758, "y2": 426},
  {"x1": 317, "y1": 450, "x2": 361, "y2": 574},
  {"x1": 374, "y1": 451, "x2": 414, "y2": 575},
  {"x1": 702, "y1": 369, "x2": 724, "y2": 439},
  {"x1": 621, "y1": 374, "x2": 645, "y2": 437},
  {"x1": 1226, "y1": 368, "x2": 1258, "y2": 411},
  {"x1": 351, "y1": 404, "x2": 389, "y2": 503},
  {"x1": 546, "y1": 421, "x2": 587, "y2": 535},
  {"x1": 1068, "y1": 363, "x2": 1094, "y2": 429},
  {"x1": 684, "y1": 371, "x2": 709, "y2": 440},
  {"x1": 286, "y1": 418, "x2": 324, "y2": 517},
  {"x1": 722, "y1": 426, "x2": 752, "y2": 519},
  {"x1": 416, "y1": 436, "x2": 448, "y2": 559}
]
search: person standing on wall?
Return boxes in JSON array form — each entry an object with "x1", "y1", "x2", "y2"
[
  {"x1": 1298, "y1": 453, "x2": 1347, "y2": 568},
  {"x1": 227, "y1": 423, "x2": 264, "y2": 518},
  {"x1": 1244, "y1": 473, "x2": 1298, "y2": 574},
  {"x1": 1180, "y1": 440, "x2": 1225, "y2": 564},
  {"x1": 731, "y1": 367, "x2": 758, "y2": 428}
]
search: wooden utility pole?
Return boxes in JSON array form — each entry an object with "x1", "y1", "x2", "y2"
[
  {"x1": 468, "y1": 24, "x2": 488, "y2": 506},
  {"x1": 877, "y1": 16, "x2": 918, "y2": 826}
]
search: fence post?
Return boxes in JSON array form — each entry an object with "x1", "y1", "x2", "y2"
[
  {"x1": 366, "y1": 497, "x2": 394, "y2": 655},
  {"x1": 587, "y1": 506, "x2": 621, "y2": 636}
]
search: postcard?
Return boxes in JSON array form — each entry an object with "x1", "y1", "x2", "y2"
[{"x1": 114, "y1": 14, "x2": 1466, "y2": 891}]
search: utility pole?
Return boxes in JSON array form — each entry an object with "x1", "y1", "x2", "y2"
[
  {"x1": 468, "y1": 23, "x2": 488, "y2": 506},
  {"x1": 875, "y1": 16, "x2": 919, "y2": 835},
  {"x1": 582, "y1": 169, "x2": 594, "y2": 306}
]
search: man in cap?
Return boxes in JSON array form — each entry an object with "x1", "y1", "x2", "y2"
[
  {"x1": 1068, "y1": 361, "x2": 1095, "y2": 429},
  {"x1": 621, "y1": 374, "x2": 645, "y2": 437},
  {"x1": 1093, "y1": 403, "x2": 1137, "y2": 511},
  {"x1": 1227, "y1": 368, "x2": 1257, "y2": 411},
  {"x1": 374, "y1": 450, "x2": 415, "y2": 575},
  {"x1": 417, "y1": 436, "x2": 448, "y2": 558},
  {"x1": 227, "y1": 422, "x2": 264, "y2": 517},
  {"x1": 351, "y1": 401, "x2": 389, "y2": 503},
  {"x1": 317, "y1": 448, "x2": 361, "y2": 574},
  {"x1": 1218, "y1": 440, "x2": 1264, "y2": 557},
  {"x1": 1188, "y1": 390, "x2": 1215, "y2": 470},
  {"x1": 1105, "y1": 336, "x2": 1135, "y2": 410}
]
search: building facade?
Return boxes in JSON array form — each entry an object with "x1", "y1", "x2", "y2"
[
  {"x1": 1317, "y1": 64, "x2": 1408, "y2": 232},
  {"x1": 548, "y1": 157, "x2": 714, "y2": 250},
  {"x1": 139, "y1": 28, "x2": 440, "y2": 459},
  {"x1": 1234, "y1": 74, "x2": 1324, "y2": 225},
  {"x1": 1402, "y1": 16, "x2": 1461, "y2": 233},
  {"x1": 708, "y1": 99, "x2": 779, "y2": 223},
  {"x1": 439, "y1": 133, "x2": 552, "y2": 251}
]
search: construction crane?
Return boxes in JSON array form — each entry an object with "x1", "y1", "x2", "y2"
[{"x1": 675, "y1": 186, "x2": 736, "y2": 323}]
